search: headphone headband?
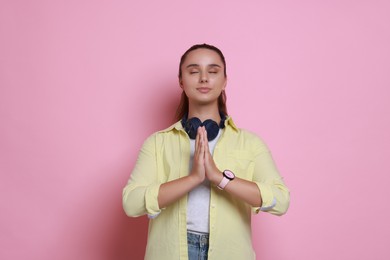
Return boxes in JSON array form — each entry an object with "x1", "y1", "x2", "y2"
[{"x1": 181, "y1": 113, "x2": 226, "y2": 141}]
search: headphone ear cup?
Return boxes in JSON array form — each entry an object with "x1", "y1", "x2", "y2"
[
  {"x1": 184, "y1": 117, "x2": 202, "y2": 139},
  {"x1": 203, "y1": 119, "x2": 219, "y2": 141}
]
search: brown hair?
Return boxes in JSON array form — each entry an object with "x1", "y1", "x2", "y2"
[{"x1": 175, "y1": 44, "x2": 228, "y2": 121}]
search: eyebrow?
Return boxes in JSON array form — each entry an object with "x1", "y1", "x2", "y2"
[{"x1": 186, "y1": 64, "x2": 222, "y2": 69}]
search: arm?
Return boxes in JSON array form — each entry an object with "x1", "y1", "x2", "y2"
[
  {"x1": 201, "y1": 127, "x2": 290, "y2": 215},
  {"x1": 210, "y1": 173, "x2": 262, "y2": 207},
  {"x1": 123, "y1": 128, "x2": 208, "y2": 217},
  {"x1": 200, "y1": 127, "x2": 262, "y2": 207},
  {"x1": 157, "y1": 127, "x2": 206, "y2": 208},
  {"x1": 122, "y1": 134, "x2": 161, "y2": 217},
  {"x1": 250, "y1": 139, "x2": 290, "y2": 215}
]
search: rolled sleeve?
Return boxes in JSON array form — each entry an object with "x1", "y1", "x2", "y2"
[
  {"x1": 251, "y1": 137, "x2": 290, "y2": 216},
  {"x1": 252, "y1": 182, "x2": 277, "y2": 214},
  {"x1": 123, "y1": 134, "x2": 163, "y2": 217},
  {"x1": 145, "y1": 182, "x2": 162, "y2": 216}
]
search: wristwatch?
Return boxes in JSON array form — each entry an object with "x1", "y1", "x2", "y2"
[{"x1": 217, "y1": 170, "x2": 235, "y2": 190}]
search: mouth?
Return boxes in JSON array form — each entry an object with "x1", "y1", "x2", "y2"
[{"x1": 196, "y1": 87, "x2": 211, "y2": 93}]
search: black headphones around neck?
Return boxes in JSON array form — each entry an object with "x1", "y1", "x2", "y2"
[{"x1": 181, "y1": 113, "x2": 226, "y2": 141}]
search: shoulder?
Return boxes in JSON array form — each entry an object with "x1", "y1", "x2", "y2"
[
  {"x1": 141, "y1": 121, "x2": 183, "y2": 146},
  {"x1": 225, "y1": 118, "x2": 270, "y2": 153},
  {"x1": 237, "y1": 128, "x2": 269, "y2": 149},
  {"x1": 225, "y1": 116, "x2": 261, "y2": 142},
  {"x1": 239, "y1": 128, "x2": 265, "y2": 142}
]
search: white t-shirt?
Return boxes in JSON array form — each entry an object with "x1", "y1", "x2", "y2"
[{"x1": 186, "y1": 130, "x2": 222, "y2": 233}]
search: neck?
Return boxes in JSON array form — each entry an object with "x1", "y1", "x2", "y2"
[{"x1": 188, "y1": 102, "x2": 221, "y2": 123}]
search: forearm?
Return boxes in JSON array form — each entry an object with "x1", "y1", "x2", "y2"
[
  {"x1": 212, "y1": 174, "x2": 262, "y2": 207},
  {"x1": 158, "y1": 174, "x2": 202, "y2": 209},
  {"x1": 226, "y1": 177, "x2": 262, "y2": 207},
  {"x1": 157, "y1": 126, "x2": 206, "y2": 209}
]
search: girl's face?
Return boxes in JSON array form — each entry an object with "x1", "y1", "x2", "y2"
[{"x1": 180, "y1": 48, "x2": 227, "y2": 107}]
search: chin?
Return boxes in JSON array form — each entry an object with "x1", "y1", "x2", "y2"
[{"x1": 192, "y1": 98, "x2": 219, "y2": 106}]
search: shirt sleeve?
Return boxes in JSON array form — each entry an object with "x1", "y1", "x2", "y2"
[
  {"x1": 251, "y1": 137, "x2": 290, "y2": 216},
  {"x1": 122, "y1": 134, "x2": 163, "y2": 217}
]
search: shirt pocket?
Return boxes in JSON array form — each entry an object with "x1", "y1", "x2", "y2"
[{"x1": 226, "y1": 150, "x2": 255, "y2": 180}]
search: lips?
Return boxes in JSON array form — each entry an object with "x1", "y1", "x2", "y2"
[{"x1": 197, "y1": 87, "x2": 211, "y2": 93}]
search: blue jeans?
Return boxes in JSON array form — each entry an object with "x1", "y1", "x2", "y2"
[{"x1": 187, "y1": 231, "x2": 209, "y2": 260}]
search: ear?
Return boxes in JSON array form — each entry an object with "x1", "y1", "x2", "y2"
[
  {"x1": 222, "y1": 76, "x2": 227, "y2": 90},
  {"x1": 179, "y1": 79, "x2": 184, "y2": 89}
]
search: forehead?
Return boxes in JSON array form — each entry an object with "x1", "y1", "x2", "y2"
[{"x1": 183, "y1": 48, "x2": 224, "y2": 66}]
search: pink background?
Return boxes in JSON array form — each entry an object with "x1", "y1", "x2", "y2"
[{"x1": 1, "y1": 0, "x2": 390, "y2": 259}]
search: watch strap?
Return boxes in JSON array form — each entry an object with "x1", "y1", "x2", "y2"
[{"x1": 217, "y1": 176, "x2": 230, "y2": 190}]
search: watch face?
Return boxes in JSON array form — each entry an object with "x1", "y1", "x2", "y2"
[{"x1": 224, "y1": 170, "x2": 235, "y2": 180}]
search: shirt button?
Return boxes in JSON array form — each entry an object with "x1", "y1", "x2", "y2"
[{"x1": 211, "y1": 204, "x2": 215, "y2": 208}]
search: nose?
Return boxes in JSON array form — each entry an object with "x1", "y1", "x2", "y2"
[{"x1": 199, "y1": 72, "x2": 208, "y2": 83}]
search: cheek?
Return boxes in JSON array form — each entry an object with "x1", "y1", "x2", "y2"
[
  {"x1": 181, "y1": 77, "x2": 197, "y2": 87},
  {"x1": 180, "y1": 82, "x2": 193, "y2": 94},
  {"x1": 212, "y1": 78, "x2": 226, "y2": 87}
]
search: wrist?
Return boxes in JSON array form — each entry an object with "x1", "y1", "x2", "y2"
[
  {"x1": 217, "y1": 170, "x2": 235, "y2": 190},
  {"x1": 210, "y1": 170, "x2": 223, "y2": 185},
  {"x1": 188, "y1": 172, "x2": 204, "y2": 186}
]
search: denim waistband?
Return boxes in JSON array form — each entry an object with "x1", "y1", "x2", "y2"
[{"x1": 187, "y1": 230, "x2": 209, "y2": 246}]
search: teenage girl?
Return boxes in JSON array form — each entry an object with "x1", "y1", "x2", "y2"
[{"x1": 123, "y1": 44, "x2": 290, "y2": 260}]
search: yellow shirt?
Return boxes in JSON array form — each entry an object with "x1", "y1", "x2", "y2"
[{"x1": 123, "y1": 117, "x2": 290, "y2": 260}]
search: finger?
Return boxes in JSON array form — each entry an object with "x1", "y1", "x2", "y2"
[
  {"x1": 195, "y1": 127, "x2": 201, "y2": 155},
  {"x1": 199, "y1": 128, "x2": 206, "y2": 159},
  {"x1": 203, "y1": 127, "x2": 208, "y2": 144},
  {"x1": 203, "y1": 130, "x2": 214, "y2": 168},
  {"x1": 203, "y1": 128, "x2": 210, "y2": 162},
  {"x1": 203, "y1": 127, "x2": 210, "y2": 153}
]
